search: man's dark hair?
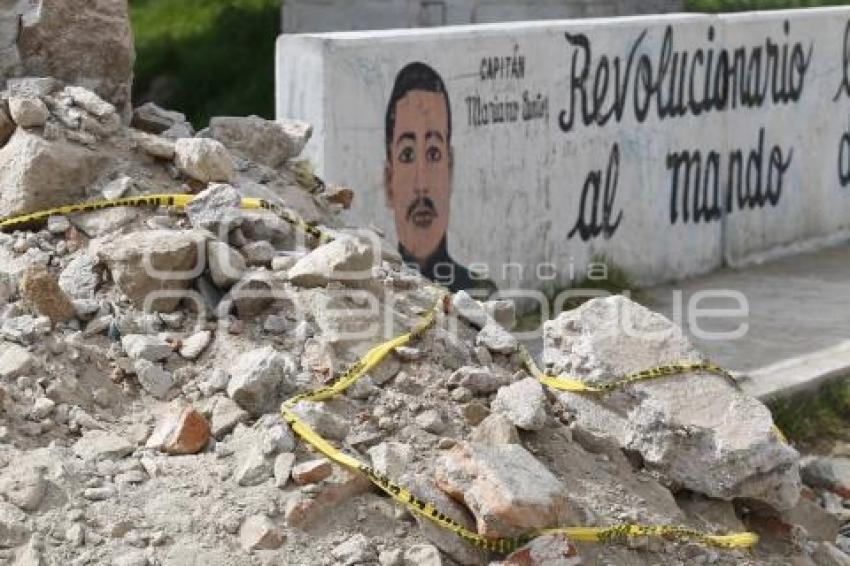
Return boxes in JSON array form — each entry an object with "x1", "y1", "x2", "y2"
[{"x1": 385, "y1": 62, "x2": 451, "y2": 156}]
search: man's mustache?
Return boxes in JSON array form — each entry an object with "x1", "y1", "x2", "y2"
[{"x1": 406, "y1": 197, "x2": 438, "y2": 220}]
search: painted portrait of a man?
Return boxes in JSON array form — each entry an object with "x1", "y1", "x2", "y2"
[{"x1": 384, "y1": 62, "x2": 494, "y2": 294}]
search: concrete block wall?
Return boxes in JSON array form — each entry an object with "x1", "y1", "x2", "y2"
[
  {"x1": 277, "y1": 8, "x2": 850, "y2": 293},
  {"x1": 282, "y1": 0, "x2": 685, "y2": 33}
]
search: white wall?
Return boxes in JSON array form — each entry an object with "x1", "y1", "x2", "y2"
[{"x1": 277, "y1": 9, "x2": 850, "y2": 291}]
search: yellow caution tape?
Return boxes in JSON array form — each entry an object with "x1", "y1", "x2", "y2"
[
  {"x1": 0, "y1": 193, "x2": 761, "y2": 553},
  {"x1": 279, "y1": 292, "x2": 759, "y2": 553},
  {"x1": 0, "y1": 193, "x2": 334, "y2": 245}
]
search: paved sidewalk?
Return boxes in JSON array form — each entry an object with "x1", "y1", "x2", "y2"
[{"x1": 641, "y1": 243, "x2": 850, "y2": 398}]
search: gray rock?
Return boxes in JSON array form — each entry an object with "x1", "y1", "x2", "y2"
[
  {"x1": 121, "y1": 334, "x2": 172, "y2": 362},
  {"x1": 380, "y1": 549, "x2": 404, "y2": 566},
  {"x1": 69, "y1": 206, "x2": 138, "y2": 237},
  {"x1": 416, "y1": 409, "x2": 446, "y2": 434},
  {"x1": 174, "y1": 138, "x2": 234, "y2": 183},
  {"x1": 273, "y1": 453, "x2": 296, "y2": 488},
  {"x1": 8, "y1": 96, "x2": 48, "y2": 128},
  {"x1": 235, "y1": 447, "x2": 272, "y2": 486},
  {"x1": 64, "y1": 85, "x2": 115, "y2": 117},
  {"x1": 207, "y1": 241, "x2": 246, "y2": 289},
  {"x1": 210, "y1": 396, "x2": 250, "y2": 439},
  {"x1": 802, "y1": 457, "x2": 850, "y2": 494},
  {"x1": 288, "y1": 237, "x2": 374, "y2": 288},
  {"x1": 0, "y1": 342, "x2": 35, "y2": 378},
  {"x1": 134, "y1": 359, "x2": 173, "y2": 399},
  {"x1": 58, "y1": 253, "x2": 99, "y2": 300},
  {"x1": 261, "y1": 423, "x2": 296, "y2": 455},
  {"x1": 229, "y1": 271, "x2": 275, "y2": 319},
  {"x1": 486, "y1": 299, "x2": 516, "y2": 329},
  {"x1": 368, "y1": 442, "x2": 413, "y2": 478},
  {"x1": 179, "y1": 330, "x2": 212, "y2": 360},
  {"x1": 131, "y1": 102, "x2": 192, "y2": 136},
  {"x1": 239, "y1": 514, "x2": 284, "y2": 550},
  {"x1": 404, "y1": 545, "x2": 442, "y2": 566},
  {"x1": 5, "y1": 77, "x2": 63, "y2": 98},
  {"x1": 0, "y1": 465, "x2": 45, "y2": 511},
  {"x1": 226, "y1": 346, "x2": 295, "y2": 416},
  {"x1": 435, "y1": 442, "x2": 577, "y2": 538},
  {"x1": 185, "y1": 183, "x2": 243, "y2": 236},
  {"x1": 130, "y1": 129, "x2": 175, "y2": 160},
  {"x1": 112, "y1": 549, "x2": 149, "y2": 566},
  {"x1": 491, "y1": 378, "x2": 547, "y2": 431},
  {"x1": 73, "y1": 430, "x2": 133, "y2": 461},
  {"x1": 0, "y1": 501, "x2": 30, "y2": 547},
  {"x1": 811, "y1": 542, "x2": 850, "y2": 566},
  {"x1": 502, "y1": 534, "x2": 581, "y2": 566},
  {"x1": 16, "y1": 0, "x2": 135, "y2": 117},
  {"x1": 289, "y1": 401, "x2": 349, "y2": 441},
  {"x1": 470, "y1": 413, "x2": 520, "y2": 446},
  {"x1": 332, "y1": 533, "x2": 376, "y2": 566},
  {"x1": 452, "y1": 291, "x2": 489, "y2": 329},
  {"x1": 0, "y1": 129, "x2": 107, "y2": 218},
  {"x1": 475, "y1": 322, "x2": 517, "y2": 354},
  {"x1": 242, "y1": 240, "x2": 275, "y2": 267},
  {"x1": 543, "y1": 295, "x2": 800, "y2": 510},
  {"x1": 209, "y1": 115, "x2": 311, "y2": 168},
  {"x1": 96, "y1": 230, "x2": 207, "y2": 312},
  {"x1": 447, "y1": 366, "x2": 504, "y2": 395}
]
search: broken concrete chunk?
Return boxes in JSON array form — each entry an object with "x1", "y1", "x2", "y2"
[
  {"x1": 435, "y1": 442, "x2": 577, "y2": 538},
  {"x1": 210, "y1": 396, "x2": 250, "y2": 439},
  {"x1": 802, "y1": 457, "x2": 850, "y2": 497},
  {"x1": 368, "y1": 442, "x2": 413, "y2": 479},
  {"x1": 185, "y1": 183, "x2": 243, "y2": 236},
  {"x1": 289, "y1": 400, "x2": 349, "y2": 441},
  {"x1": 134, "y1": 359, "x2": 174, "y2": 400},
  {"x1": 226, "y1": 346, "x2": 295, "y2": 416},
  {"x1": 130, "y1": 129, "x2": 175, "y2": 159},
  {"x1": 331, "y1": 533, "x2": 376, "y2": 566},
  {"x1": 492, "y1": 378, "x2": 547, "y2": 431},
  {"x1": 470, "y1": 413, "x2": 520, "y2": 446},
  {"x1": 288, "y1": 237, "x2": 374, "y2": 288},
  {"x1": 0, "y1": 129, "x2": 107, "y2": 218},
  {"x1": 239, "y1": 514, "x2": 284, "y2": 550},
  {"x1": 209, "y1": 115, "x2": 311, "y2": 168},
  {"x1": 0, "y1": 465, "x2": 46, "y2": 512},
  {"x1": 7, "y1": 96, "x2": 48, "y2": 128},
  {"x1": 121, "y1": 334, "x2": 172, "y2": 362},
  {"x1": 452, "y1": 290, "x2": 489, "y2": 329},
  {"x1": 476, "y1": 322, "x2": 518, "y2": 354},
  {"x1": 174, "y1": 138, "x2": 234, "y2": 183},
  {"x1": 0, "y1": 342, "x2": 35, "y2": 379},
  {"x1": 64, "y1": 85, "x2": 115, "y2": 118},
  {"x1": 274, "y1": 453, "x2": 296, "y2": 488},
  {"x1": 0, "y1": 501, "x2": 30, "y2": 547},
  {"x1": 235, "y1": 447, "x2": 273, "y2": 486},
  {"x1": 132, "y1": 102, "x2": 192, "y2": 136},
  {"x1": 179, "y1": 330, "x2": 212, "y2": 360},
  {"x1": 96, "y1": 230, "x2": 206, "y2": 312},
  {"x1": 229, "y1": 270, "x2": 276, "y2": 319},
  {"x1": 73, "y1": 430, "x2": 133, "y2": 461},
  {"x1": 544, "y1": 295, "x2": 800, "y2": 511},
  {"x1": 207, "y1": 241, "x2": 246, "y2": 289},
  {"x1": 59, "y1": 253, "x2": 100, "y2": 300}
]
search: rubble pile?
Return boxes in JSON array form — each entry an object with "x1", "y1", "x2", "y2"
[{"x1": 0, "y1": 3, "x2": 848, "y2": 565}]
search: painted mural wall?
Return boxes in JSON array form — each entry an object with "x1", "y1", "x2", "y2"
[{"x1": 277, "y1": 9, "x2": 850, "y2": 293}]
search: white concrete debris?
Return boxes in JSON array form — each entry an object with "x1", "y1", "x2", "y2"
[
  {"x1": 7, "y1": 96, "x2": 49, "y2": 128},
  {"x1": 207, "y1": 241, "x2": 247, "y2": 289},
  {"x1": 174, "y1": 138, "x2": 234, "y2": 183},
  {"x1": 544, "y1": 295, "x2": 801, "y2": 510},
  {"x1": 209, "y1": 115, "x2": 312, "y2": 168},
  {"x1": 288, "y1": 236, "x2": 375, "y2": 287},
  {"x1": 226, "y1": 346, "x2": 295, "y2": 416},
  {"x1": 491, "y1": 378, "x2": 547, "y2": 431},
  {"x1": 185, "y1": 183, "x2": 243, "y2": 236},
  {"x1": 121, "y1": 334, "x2": 172, "y2": 362}
]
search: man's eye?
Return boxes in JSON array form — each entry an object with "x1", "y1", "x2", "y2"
[
  {"x1": 398, "y1": 147, "x2": 414, "y2": 163},
  {"x1": 426, "y1": 146, "x2": 442, "y2": 162}
]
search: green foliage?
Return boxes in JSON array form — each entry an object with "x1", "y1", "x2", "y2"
[
  {"x1": 130, "y1": 0, "x2": 280, "y2": 128},
  {"x1": 768, "y1": 377, "x2": 850, "y2": 451},
  {"x1": 686, "y1": 0, "x2": 850, "y2": 11}
]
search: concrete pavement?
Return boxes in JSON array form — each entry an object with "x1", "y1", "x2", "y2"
[{"x1": 641, "y1": 242, "x2": 850, "y2": 399}]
